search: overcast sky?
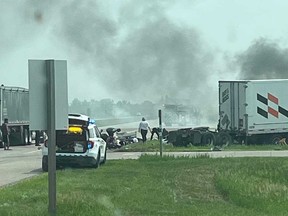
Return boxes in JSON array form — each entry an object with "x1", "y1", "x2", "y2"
[{"x1": 1, "y1": 0, "x2": 288, "y2": 123}]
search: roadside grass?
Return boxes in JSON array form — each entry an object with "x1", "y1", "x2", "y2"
[
  {"x1": 117, "y1": 140, "x2": 288, "y2": 152},
  {"x1": 1, "y1": 156, "x2": 288, "y2": 215}
]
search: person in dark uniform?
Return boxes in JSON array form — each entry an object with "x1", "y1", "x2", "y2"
[
  {"x1": 150, "y1": 127, "x2": 160, "y2": 140},
  {"x1": 1, "y1": 118, "x2": 10, "y2": 150},
  {"x1": 150, "y1": 127, "x2": 169, "y2": 140},
  {"x1": 35, "y1": 130, "x2": 41, "y2": 146}
]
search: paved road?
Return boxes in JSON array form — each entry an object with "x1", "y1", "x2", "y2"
[{"x1": 0, "y1": 145, "x2": 42, "y2": 188}]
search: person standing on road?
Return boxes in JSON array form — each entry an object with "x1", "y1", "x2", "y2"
[
  {"x1": 138, "y1": 117, "x2": 151, "y2": 143},
  {"x1": 35, "y1": 130, "x2": 41, "y2": 146},
  {"x1": 1, "y1": 118, "x2": 10, "y2": 150}
]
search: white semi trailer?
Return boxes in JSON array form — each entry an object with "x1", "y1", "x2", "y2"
[
  {"x1": 0, "y1": 85, "x2": 31, "y2": 147},
  {"x1": 218, "y1": 79, "x2": 288, "y2": 144},
  {"x1": 167, "y1": 79, "x2": 288, "y2": 147}
]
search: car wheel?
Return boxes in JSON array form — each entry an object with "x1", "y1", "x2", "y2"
[
  {"x1": 42, "y1": 156, "x2": 48, "y2": 172},
  {"x1": 94, "y1": 150, "x2": 101, "y2": 168}
]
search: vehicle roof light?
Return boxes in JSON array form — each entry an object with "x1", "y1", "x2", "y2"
[{"x1": 89, "y1": 119, "x2": 96, "y2": 124}]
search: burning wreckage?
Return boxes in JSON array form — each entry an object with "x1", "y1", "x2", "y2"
[
  {"x1": 105, "y1": 79, "x2": 288, "y2": 148},
  {"x1": 161, "y1": 103, "x2": 219, "y2": 147},
  {"x1": 165, "y1": 127, "x2": 217, "y2": 147}
]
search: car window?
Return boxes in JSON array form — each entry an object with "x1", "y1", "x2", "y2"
[{"x1": 94, "y1": 126, "x2": 101, "y2": 138}]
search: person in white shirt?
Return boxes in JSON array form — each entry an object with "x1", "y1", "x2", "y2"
[{"x1": 138, "y1": 117, "x2": 151, "y2": 143}]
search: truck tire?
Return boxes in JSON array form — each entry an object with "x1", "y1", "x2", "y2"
[
  {"x1": 201, "y1": 132, "x2": 215, "y2": 146},
  {"x1": 42, "y1": 156, "x2": 48, "y2": 172},
  {"x1": 270, "y1": 135, "x2": 282, "y2": 145},
  {"x1": 216, "y1": 132, "x2": 232, "y2": 147}
]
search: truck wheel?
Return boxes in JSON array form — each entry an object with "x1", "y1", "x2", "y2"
[
  {"x1": 270, "y1": 135, "x2": 282, "y2": 145},
  {"x1": 216, "y1": 132, "x2": 232, "y2": 147},
  {"x1": 42, "y1": 156, "x2": 48, "y2": 172},
  {"x1": 201, "y1": 132, "x2": 215, "y2": 146}
]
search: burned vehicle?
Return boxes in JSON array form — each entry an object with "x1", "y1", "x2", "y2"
[{"x1": 166, "y1": 127, "x2": 217, "y2": 147}]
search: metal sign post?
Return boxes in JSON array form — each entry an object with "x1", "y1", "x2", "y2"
[
  {"x1": 47, "y1": 60, "x2": 57, "y2": 215},
  {"x1": 28, "y1": 59, "x2": 68, "y2": 216},
  {"x1": 159, "y1": 109, "x2": 163, "y2": 157}
]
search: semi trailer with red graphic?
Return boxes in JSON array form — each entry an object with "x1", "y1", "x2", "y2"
[
  {"x1": 167, "y1": 79, "x2": 288, "y2": 147},
  {"x1": 218, "y1": 79, "x2": 288, "y2": 145}
]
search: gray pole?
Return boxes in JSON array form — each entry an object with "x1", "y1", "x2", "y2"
[
  {"x1": 0, "y1": 85, "x2": 3, "y2": 125},
  {"x1": 47, "y1": 60, "x2": 57, "y2": 215},
  {"x1": 159, "y1": 109, "x2": 163, "y2": 157}
]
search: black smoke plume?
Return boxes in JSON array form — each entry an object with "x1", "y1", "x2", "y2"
[
  {"x1": 236, "y1": 38, "x2": 288, "y2": 79},
  {"x1": 1, "y1": 0, "x2": 219, "y2": 125}
]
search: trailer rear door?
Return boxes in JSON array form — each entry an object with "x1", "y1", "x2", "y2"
[{"x1": 218, "y1": 81, "x2": 247, "y2": 132}]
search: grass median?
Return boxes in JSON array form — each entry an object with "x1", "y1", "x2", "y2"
[
  {"x1": 1, "y1": 155, "x2": 288, "y2": 215},
  {"x1": 117, "y1": 140, "x2": 288, "y2": 152}
]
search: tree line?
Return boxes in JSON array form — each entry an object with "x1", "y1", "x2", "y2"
[{"x1": 69, "y1": 98, "x2": 159, "y2": 119}]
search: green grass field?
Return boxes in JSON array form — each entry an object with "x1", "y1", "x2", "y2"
[{"x1": 1, "y1": 155, "x2": 288, "y2": 215}]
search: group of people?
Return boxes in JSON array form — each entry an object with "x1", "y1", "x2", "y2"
[
  {"x1": 1, "y1": 118, "x2": 10, "y2": 150},
  {"x1": 138, "y1": 117, "x2": 167, "y2": 143},
  {"x1": 1, "y1": 117, "x2": 163, "y2": 148}
]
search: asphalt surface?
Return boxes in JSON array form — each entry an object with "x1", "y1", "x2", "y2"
[{"x1": 0, "y1": 145, "x2": 42, "y2": 188}]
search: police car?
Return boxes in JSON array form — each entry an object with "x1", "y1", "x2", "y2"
[{"x1": 42, "y1": 114, "x2": 107, "y2": 171}]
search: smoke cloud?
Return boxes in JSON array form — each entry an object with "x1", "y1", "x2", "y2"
[
  {"x1": 52, "y1": 1, "x2": 216, "y2": 104},
  {"x1": 1, "y1": 0, "x2": 221, "y2": 125},
  {"x1": 236, "y1": 38, "x2": 288, "y2": 79}
]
